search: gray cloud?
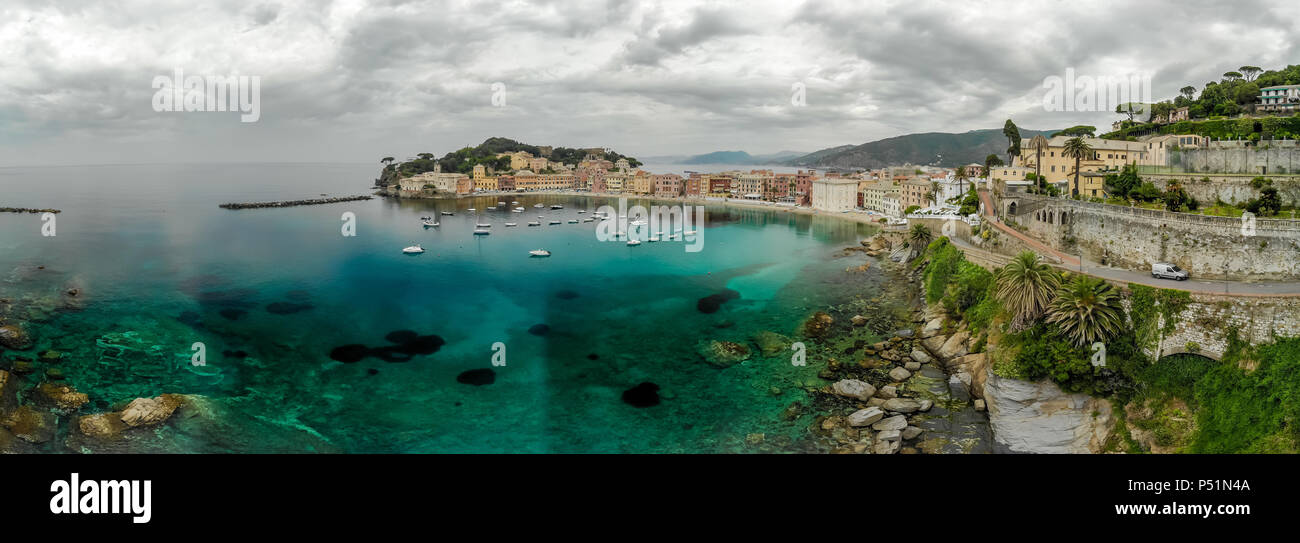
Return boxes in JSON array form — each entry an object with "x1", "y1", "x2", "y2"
[{"x1": 1, "y1": 0, "x2": 1297, "y2": 166}]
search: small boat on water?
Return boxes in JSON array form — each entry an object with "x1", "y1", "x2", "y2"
[
  {"x1": 577, "y1": 210, "x2": 586, "y2": 214},
  {"x1": 534, "y1": 203, "x2": 545, "y2": 208},
  {"x1": 648, "y1": 236, "x2": 660, "y2": 242},
  {"x1": 498, "y1": 201, "x2": 506, "y2": 206},
  {"x1": 549, "y1": 220, "x2": 562, "y2": 225},
  {"x1": 476, "y1": 223, "x2": 491, "y2": 227},
  {"x1": 582, "y1": 218, "x2": 594, "y2": 223},
  {"x1": 528, "y1": 221, "x2": 540, "y2": 226},
  {"x1": 529, "y1": 249, "x2": 551, "y2": 257},
  {"x1": 511, "y1": 201, "x2": 519, "y2": 205},
  {"x1": 550, "y1": 204, "x2": 564, "y2": 209},
  {"x1": 627, "y1": 239, "x2": 642, "y2": 246},
  {"x1": 513, "y1": 207, "x2": 525, "y2": 212},
  {"x1": 402, "y1": 245, "x2": 425, "y2": 254},
  {"x1": 505, "y1": 222, "x2": 518, "y2": 227},
  {"x1": 567, "y1": 219, "x2": 579, "y2": 224},
  {"x1": 422, "y1": 220, "x2": 439, "y2": 227},
  {"x1": 473, "y1": 229, "x2": 491, "y2": 236},
  {"x1": 440, "y1": 211, "x2": 454, "y2": 216},
  {"x1": 684, "y1": 230, "x2": 697, "y2": 235},
  {"x1": 468, "y1": 208, "x2": 476, "y2": 212}
]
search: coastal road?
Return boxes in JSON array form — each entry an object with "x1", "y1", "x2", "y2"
[{"x1": 972, "y1": 188, "x2": 1300, "y2": 297}]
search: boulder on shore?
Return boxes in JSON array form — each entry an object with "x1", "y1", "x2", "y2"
[
  {"x1": 888, "y1": 367, "x2": 912, "y2": 381},
  {"x1": 751, "y1": 331, "x2": 791, "y2": 357},
  {"x1": 35, "y1": 382, "x2": 89, "y2": 414},
  {"x1": 847, "y1": 407, "x2": 885, "y2": 427},
  {"x1": 79, "y1": 413, "x2": 128, "y2": 439},
  {"x1": 882, "y1": 398, "x2": 922, "y2": 414},
  {"x1": 120, "y1": 394, "x2": 184, "y2": 427},
  {"x1": 3, "y1": 405, "x2": 55, "y2": 443},
  {"x1": 832, "y1": 379, "x2": 875, "y2": 401}
]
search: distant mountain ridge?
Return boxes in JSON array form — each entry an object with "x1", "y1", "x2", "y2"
[
  {"x1": 786, "y1": 128, "x2": 1059, "y2": 170},
  {"x1": 668, "y1": 150, "x2": 807, "y2": 165}
]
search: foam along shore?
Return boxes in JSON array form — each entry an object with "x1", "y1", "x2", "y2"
[
  {"x1": 1, "y1": 207, "x2": 61, "y2": 214},
  {"x1": 219, "y1": 195, "x2": 372, "y2": 209}
]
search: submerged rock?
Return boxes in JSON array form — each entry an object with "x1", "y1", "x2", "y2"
[
  {"x1": 622, "y1": 382, "x2": 661, "y2": 407},
  {"x1": 266, "y1": 301, "x2": 313, "y2": 315},
  {"x1": 698, "y1": 340, "x2": 751, "y2": 368},
  {"x1": 751, "y1": 331, "x2": 791, "y2": 357},
  {"x1": 0, "y1": 323, "x2": 33, "y2": 350},
  {"x1": 456, "y1": 368, "x2": 496, "y2": 386},
  {"x1": 78, "y1": 413, "x2": 128, "y2": 439},
  {"x1": 800, "y1": 312, "x2": 834, "y2": 339},
  {"x1": 528, "y1": 324, "x2": 551, "y2": 336},
  {"x1": 35, "y1": 383, "x2": 89, "y2": 414},
  {"x1": 3, "y1": 405, "x2": 55, "y2": 443}
]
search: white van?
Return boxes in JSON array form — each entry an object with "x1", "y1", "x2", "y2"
[{"x1": 1151, "y1": 263, "x2": 1189, "y2": 281}]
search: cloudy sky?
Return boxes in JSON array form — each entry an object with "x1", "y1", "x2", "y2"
[{"x1": 2, "y1": 0, "x2": 1298, "y2": 166}]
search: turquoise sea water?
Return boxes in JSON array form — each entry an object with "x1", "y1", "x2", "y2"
[{"x1": 0, "y1": 163, "x2": 886, "y2": 452}]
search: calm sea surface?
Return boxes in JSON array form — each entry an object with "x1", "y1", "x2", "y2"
[{"x1": 0, "y1": 163, "x2": 887, "y2": 452}]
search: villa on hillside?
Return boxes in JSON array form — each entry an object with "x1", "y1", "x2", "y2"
[{"x1": 1258, "y1": 84, "x2": 1300, "y2": 114}]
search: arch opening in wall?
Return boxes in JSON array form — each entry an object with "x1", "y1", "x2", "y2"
[{"x1": 1008, "y1": 201, "x2": 1017, "y2": 216}]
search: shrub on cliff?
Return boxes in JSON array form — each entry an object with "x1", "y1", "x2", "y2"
[{"x1": 1191, "y1": 338, "x2": 1300, "y2": 453}]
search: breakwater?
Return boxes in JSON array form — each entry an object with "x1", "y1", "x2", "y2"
[
  {"x1": 1, "y1": 207, "x2": 60, "y2": 214},
  {"x1": 219, "y1": 195, "x2": 372, "y2": 210}
]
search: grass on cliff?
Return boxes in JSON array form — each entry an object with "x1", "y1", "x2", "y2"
[{"x1": 1189, "y1": 338, "x2": 1300, "y2": 453}]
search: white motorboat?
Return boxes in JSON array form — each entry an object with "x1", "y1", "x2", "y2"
[
  {"x1": 529, "y1": 249, "x2": 551, "y2": 257},
  {"x1": 527, "y1": 221, "x2": 540, "y2": 226},
  {"x1": 402, "y1": 245, "x2": 425, "y2": 254},
  {"x1": 550, "y1": 204, "x2": 564, "y2": 209},
  {"x1": 513, "y1": 207, "x2": 525, "y2": 212},
  {"x1": 422, "y1": 220, "x2": 439, "y2": 227},
  {"x1": 648, "y1": 236, "x2": 660, "y2": 242},
  {"x1": 476, "y1": 223, "x2": 491, "y2": 227},
  {"x1": 505, "y1": 222, "x2": 518, "y2": 227},
  {"x1": 567, "y1": 219, "x2": 579, "y2": 224},
  {"x1": 626, "y1": 239, "x2": 641, "y2": 246},
  {"x1": 534, "y1": 203, "x2": 545, "y2": 208},
  {"x1": 468, "y1": 208, "x2": 476, "y2": 211},
  {"x1": 440, "y1": 211, "x2": 454, "y2": 216},
  {"x1": 498, "y1": 201, "x2": 506, "y2": 206},
  {"x1": 549, "y1": 220, "x2": 562, "y2": 225},
  {"x1": 577, "y1": 210, "x2": 586, "y2": 214},
  {"x1": 582, "y1": 218, "x2": 593, "y2": 223},
  {"x1": 473, "y1": 229, "x2": 491, "y2": 235},
  {"x1": 511, "y1": 201, "x2": 519, "y2": 205}
]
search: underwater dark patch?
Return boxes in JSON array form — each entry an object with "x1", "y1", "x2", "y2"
[
  {"x1": 222, "y1": 350, "x2": 248, "y2": 359},
  {"x1": 528, "y1": 324, "x2": 551, "y2": 336},
  {"x1": 177, "y1": 311, "x2": 204, "y2": 329},
  {"x1": 367, "y1": 368, "x2": 379, "y2": 376},
  {"x1": 555, "y1": 289, "x2": 580, "y2": 300},
  {"x1": 266, "y1": 301, "x2": 314, "y2": 315},
  {"x1": 329, "y1": 344, "x2": 370, "y2": 363},
  {"x1": 457, "y1": 368, "x2": 496, "y2": 386},
  {"x1": 587, "y1": 353, "x2": 599, "y2": 360},
  {"x1": 286, "y1": 289, "x2": 312, "y2": 301},
  {"x1": 328, "y1": 332, "x2": 446, "y2": 364},
  {"x1": 622, "y1": 382, "x2": 661, "y2": 407},
  {"x1": 696, "y1": 288, "x2": 741, "y2": 314},
  {"x1": 219, "y1": 308, "x2": 247, "y2": 320}
]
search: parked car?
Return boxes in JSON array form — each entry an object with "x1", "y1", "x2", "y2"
[{"x1": 1151, "y1": 262, "x2": 1189, "y2": 281}]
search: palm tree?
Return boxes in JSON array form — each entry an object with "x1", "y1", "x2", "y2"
[
  {"x1": 1028, "y1": 134, "x2": 1049, "y2": 193},
  {"x1": 929, "y1": 181, "x2": 940, "y2": 206},
  {"x1": 1062, "y1": 136, "x2": 1092, "y2": 199},
  {"x1": 908, "y1": 223, "x2": 932, "y2": 258},
  {"x1": 1045, "y1": 275, "x2": 1126, "y2": 347},
  {"x1": 995, "y1": 251, "x2": 1060, "y2": 329},
  {"x1": 954, "y1": 166, "x2": 967, "y2": 198}
]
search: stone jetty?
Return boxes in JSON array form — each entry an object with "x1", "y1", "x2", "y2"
[
  {"x1": 0, "y1": 207, "x2": 60, "y2": 214},
  {"x1": 218, "y1": 195, "x2": 372, "y2": 210}
]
